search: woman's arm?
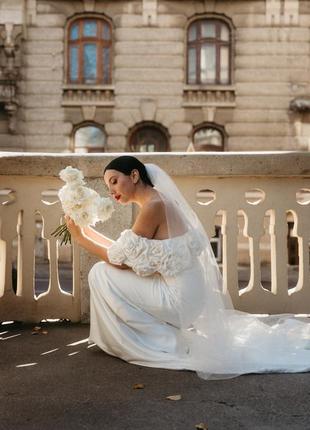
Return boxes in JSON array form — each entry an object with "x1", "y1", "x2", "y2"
[
  {"x1": 76, "y1": 233, "x2": 110, "y2": 262},
  {"x1": 65, "y1": 217, "x2": 130, "y2": 270},
  {"x1": 83, "y1": 226, "x2": 114, "y2": 247}
]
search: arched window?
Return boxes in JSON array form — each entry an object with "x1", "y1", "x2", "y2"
[
  {"x1": 67, "y1": 17, "x2": 112, "y2": 84},
  {"x1": 192, "y1": 124, "x2": 225, "y2": 151},
  {"x1": 73, "y1": 124, "x2": 106, "y2": 153},
  {"x1": 187, "y1": 18, "x2": 231, "y2": 85},
  {"x1": 129, "y1": 122, "x2": 170, "y2": 152}
]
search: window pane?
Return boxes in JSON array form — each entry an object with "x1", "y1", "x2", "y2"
[
  {"x1": 83, "y1": 44, "x2": 97, "y2": 83},
  {"x1": 75, "y1": 126, "x2": 106, "y2": 150},
  {"x1": 188, "y1": 47, "x2": 197, "y2": 84},
  {"x1": 83, "y1": 21, "x2": 97, "y2": 37},
  {"x1": 220, "y1": 46, "x2": 229, "y2": 84},
  {"x1": 188, "y1": 24, "x2": 197, "y2": 41},
  {"x1": 220, "y1": 23, "x2": 230, "y2": 41},
  {"x1": 102, "y1": 23, "x2": 111, "y2": 40},
  {"x1": 70, "y1": 23, "x2": 79, "y2": 40},
  {"x1": 70, "y1": 46, "x2": 78, "y2": 81},
  {"x1": 194, "y1": 128, "x2": 223, "y2": 148},
  {"x1": 103, "y1": 47, "x2": 110, "y2": 84},
  {"x1": 201, "y1": 44, "x2": 216, "y2": 84},
  {"x1": 131, "y1": 126, "x2": 168, "y2": 152},
  {"x1": 139, "y1": 143, "x2": 155, "y2": 152},
  {"x1": 201, "y1": 21, "x2": 216, "y2": 38}
]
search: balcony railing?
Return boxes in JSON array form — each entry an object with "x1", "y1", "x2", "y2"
[{"x1": 0, "y1": 152, "x2": 309, "y2": 323}]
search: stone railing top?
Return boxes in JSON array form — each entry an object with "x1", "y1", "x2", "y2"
[{"x1": 0, "y1": 152, "x2": 309, "y2": 178}]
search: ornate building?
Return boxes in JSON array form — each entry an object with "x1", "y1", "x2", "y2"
[{"x1": 0, "y1": 0, "x2": 309, "y2": 152}]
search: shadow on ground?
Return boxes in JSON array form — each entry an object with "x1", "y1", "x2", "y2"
[{"x1": 1, "y1": 321, "x2": 309, "y2": 430}]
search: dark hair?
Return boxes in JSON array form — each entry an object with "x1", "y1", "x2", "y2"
[{"x1": 104, "y1": 156, "x2": 154, "y2": 187}]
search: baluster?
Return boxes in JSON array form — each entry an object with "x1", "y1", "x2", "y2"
[
  {"x1": 2, "y1": 214, "x2": 18, "y2": 298},
  {"x1": 289, "y1": 209, "x2": 310, "y2": 305},
  {"x1": 19, "y1": 209, "x2": 36, "y2": 301},
  {"x1": 222, "y1": 209, "x2": 239, "y2": 302},
  {"x1": 269, "y1": 209, "x2": 289, "y2": 302},
  {"x1": 244, "y1": 208, "x2": 265, "y2": 293}
]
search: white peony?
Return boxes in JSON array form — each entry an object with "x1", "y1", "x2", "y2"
[
  {"x1": 59, "y1": 166, "x2": 85, "y2": 187},
  {"x1": 53, "y1": 167, "x2": 115, "y2": 244},
  {"x1": 96, "y1": 196, "x2": 115, "y2": 222}
]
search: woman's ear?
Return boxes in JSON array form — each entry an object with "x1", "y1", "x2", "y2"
[{"x1": 131, "y1": 169, "x2": 140, "y2": 184}]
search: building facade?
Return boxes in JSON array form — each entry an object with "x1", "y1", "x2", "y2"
[{"x1": 0, "y1": 0, "x2": 310, "y2": 153}]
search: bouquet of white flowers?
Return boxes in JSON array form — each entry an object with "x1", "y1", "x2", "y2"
[{"x1": 52, "y1": 166, "x2": 114, "y2": 245}]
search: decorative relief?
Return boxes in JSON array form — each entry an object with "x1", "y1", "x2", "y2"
[
  {"x1": 0, "y1": 23, "x2": 22, "y2": 133},
  {"x1": 265, "y1": 0, "x2": 299, "y2": 26},
  {"x1": 283, "y1": 0, "x2": 299, "y2": 25},
  {"x1": 290, "y1": 97, "x2": 310, "y2": 113},
  {"x1": 183, "y1": 86, "x2": 236, "y2": 108},
  {"x1": 26, "y1": 0, "x2": 37, "y2": 25},
  {"x1": 83, "y1": 0, "x2": 96, "y2": 12},
  {"x1": 62, "y1": 85, "x2": 115, "y2": 107},
  {"x1": 139, "y1": 99, "x2": 157, "y2": 121},
  {"x1": 81, "y1": 106, "x2": 97, "y2": 121},
  {"x1": 266, "y1": 0, "x2": 281, "y2": 25},
  {"x1": 142, "y1": 0, "x2": 158, "y2": 26}
]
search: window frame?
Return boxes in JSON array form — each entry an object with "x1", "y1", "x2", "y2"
[
  {"x1": 66, "y1": 15, "x2": 113, "y2": 85},
  {"x1": 186, "y1": 17, "x2": 232, "y2": 86},
  {"x1": 127, "y1": 122, "x2": 170, "y2": 152},
  {"x1": 71, "y1": 122, "x2": 107, "y2": 153},
  {"x1": 192, "y1": 122, "x2": 226, "y2": 151}
]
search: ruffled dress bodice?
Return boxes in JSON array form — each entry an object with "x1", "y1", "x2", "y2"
[{"x1": 107, "y1": 229, "x2": 204, "y2": 277}]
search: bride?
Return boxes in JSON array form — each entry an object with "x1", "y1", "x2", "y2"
[{"x1": 66, "y1": 155, "x2": 310, "y2": 380}]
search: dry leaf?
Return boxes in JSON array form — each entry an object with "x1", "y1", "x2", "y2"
[
  {"x1": 133, "y1": 383, "x2": 145, "y2": 389},
  {"x1": 166, "y1": 394, "x2": 182, "y2": 401},
  {"x1": 195, "y1": 423, "x2": 208, "y2": 430},
  {"x1": 41, "y1": 330, "x2": 48, "y2": 335}
]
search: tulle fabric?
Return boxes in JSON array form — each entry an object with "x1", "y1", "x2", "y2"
[{"x1": 145, "y1": 163, "x2": 310, "y2": 380}]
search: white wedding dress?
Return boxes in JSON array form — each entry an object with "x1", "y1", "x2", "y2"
[
  {"x1": 88, "y1": 228, "x2": 205, "y2": 369},
  {"x1": 88, "y1": 163, "x2": 310, "y2": 380},
  {"x1": 88, "y1": 227, "x2": 310, "y2": 377}
]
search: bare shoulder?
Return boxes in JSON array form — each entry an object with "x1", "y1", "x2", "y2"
[
  {"x1": 143, "y1": 197, "x2": 165, "y2": 215},
  {"x1": 132, "y1": 197, "x2": 165, "y2": 239}
]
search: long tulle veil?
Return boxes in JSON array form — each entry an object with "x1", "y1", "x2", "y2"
[{"x1": 145, "y1": 163, "x2": 310, "y2": 380}]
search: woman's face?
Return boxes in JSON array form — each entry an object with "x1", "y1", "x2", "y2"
[{"x1": 103, "y1": 169, "x2": 136, "y2": 205}]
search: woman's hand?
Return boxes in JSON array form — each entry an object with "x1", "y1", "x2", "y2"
[{"x1": 65, "y1": 215, "x2": 83, "y2": 244}]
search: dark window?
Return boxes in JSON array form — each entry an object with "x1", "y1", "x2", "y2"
[
  {"x1": 68, "y1": 18, "x2": 112, "y2": 84},
  {"x1": 129, "y1": 123, "x2": 169, "y2": 152},
  {"x1": 187, "y1": 19, "x2": 231, "y2": 85}
]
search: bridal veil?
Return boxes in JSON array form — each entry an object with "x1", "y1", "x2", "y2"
[{"x1": 145, "y1": 163, "x2": 310, "y2": 380}]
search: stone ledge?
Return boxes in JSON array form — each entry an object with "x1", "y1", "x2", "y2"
[
  {"x1": 183, "y1": 85, "x2": 236, "y2": 108},
  {"x1": 62, "y1": 85, "x2": 115, "y2": 107},
  {"x1": 0, "y1": 152, "x2": 309, "y2": 178}
]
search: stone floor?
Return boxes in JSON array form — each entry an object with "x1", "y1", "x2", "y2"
[{"x1": 1, "y1": 320, "x2": 310, "y2": 430}]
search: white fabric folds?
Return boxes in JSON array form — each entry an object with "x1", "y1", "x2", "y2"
[
  {"x1": 88, "y1": 163, "x2": 310, "y2": 380},
  {"x1": 107, "y1": 229, "x2": 204, "y2": 277}
]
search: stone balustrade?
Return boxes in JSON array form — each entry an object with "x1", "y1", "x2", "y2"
[
  {"x1": 62, "y1": 85, "x2": 115, "y2": 107},
  {"x1": 183, "y1": 85, "x2": 236, "y2": 107},
  {"x1": 0, "y1": 152, "x2": 309, "y2": 323}
]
